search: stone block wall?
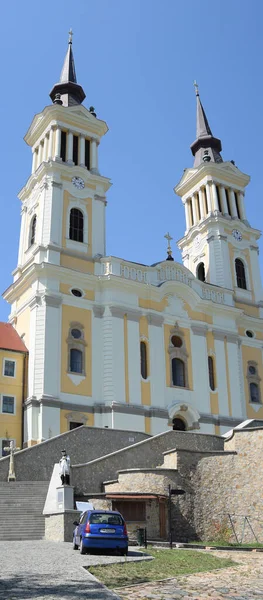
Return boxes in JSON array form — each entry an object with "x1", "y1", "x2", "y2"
[
  {"x1": 104, "y1": 469, "x2": 182, "y2": 495},
  {"x1": 72, "y1": 431, "x2": 224, "y2": 495},
  {"x1": 193, "y1": 429, "x2": 263, "y2": 543},
  {"x1": 0, "y1": 426, "x2": 149, "y2": 481}
]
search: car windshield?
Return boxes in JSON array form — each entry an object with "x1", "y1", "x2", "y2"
[{"x1": 89, "y1": 513, "x2": 123, "y2": 525}]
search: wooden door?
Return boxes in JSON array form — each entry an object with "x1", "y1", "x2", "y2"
[{"x1": 159, "y1": 500, "x2": 166, "y2": 539}]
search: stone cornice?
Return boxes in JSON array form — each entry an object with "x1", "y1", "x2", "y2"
[
  {"x1": 191, "y1": 324, "x2": 208, "y2": 336},
  {"x1": 93, "y1": 305, "x2": 105, "y2": 318},
  {"x1": 147, "y1": 313, "x2": 164, "y2": 327}
]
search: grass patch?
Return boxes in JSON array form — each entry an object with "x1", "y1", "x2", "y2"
[
  {"x1": 189, "y1": 541, "x2": 263, "y2": 548},
  {"x1": 88, "y1": 548, "x2": 235, "y2": 588}
]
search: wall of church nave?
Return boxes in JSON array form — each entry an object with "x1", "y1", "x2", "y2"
[
  {"x1": 110, "y1": 411, "x2": 146, "y2": 433},
  {"x1": 60, "y1": 304, "x2": 92, "y2": 396}
]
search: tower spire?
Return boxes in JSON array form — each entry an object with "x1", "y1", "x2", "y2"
[
  {"x1": 50, "y1": 30, "x2": 86, "y2": 107},
  {"x1": 190, "y1": 82, "x2": 222, "y2": 167}
]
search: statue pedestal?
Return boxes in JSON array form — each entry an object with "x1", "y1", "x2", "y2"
[{"x1": 56, "y1": 485, "x2": 74, "y2": 511}]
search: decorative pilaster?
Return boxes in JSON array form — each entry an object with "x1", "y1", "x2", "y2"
[
  {"x1": 48, "y1": 127, "x2": 54, "y2": 160},
  {"x1": 219, "y1": 185, "x2": 228, "y2": 215},
  {"x1": 192, "y1": 194, "x2": 198, "y2": 224},
  {"x1": 43, "y1": 135, "x2": 48, "y2": 162},
  {"x1": 32, "y1": 150, "x2": 38, "y2": 174},
  {"x1": 205, "y1": 183, "x2": 212, "y2": 213},
  {"x1": 229, "y1": 188, "x2": 238, "y2": 218},
  {"x1": 90, "y1": 138, "x2": 99, "y2": 174},
  {"x1": 54, "y1": 127, "x2": 61, "y2": 161},
  {"x1": 185, "y1": 200, "x2": 190, "y2": 230},
  {"x1": 211, "y1": 183, "x2": 219, "y2": 212}
]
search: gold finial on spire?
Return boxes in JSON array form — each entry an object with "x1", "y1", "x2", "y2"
[
  {"x1": 194, "y1": 80, "x2": 199, "y2": 96},
  {"x1": 164, "y1": 232, "x2": 173, "y2": 260},
  {"x1": 68, "y1": 28, "x2": 73, "y2": 44}
]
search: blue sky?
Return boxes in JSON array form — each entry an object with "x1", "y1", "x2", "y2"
[{"x1": 0, "y1": 0, "x2": 262, "y2": 320}]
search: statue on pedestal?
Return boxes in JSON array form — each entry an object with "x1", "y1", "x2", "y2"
[{"x1": 59, "y1": 450, "x2": 70, "y2": 485}]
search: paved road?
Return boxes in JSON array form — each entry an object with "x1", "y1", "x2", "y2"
[{"x1": 0, "y1": 540, "x2": 124, "y2": 599}]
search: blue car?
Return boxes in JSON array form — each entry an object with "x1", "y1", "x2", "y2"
[{"x1": 73, "y1": 510, "x2": 129, "y2": 555}]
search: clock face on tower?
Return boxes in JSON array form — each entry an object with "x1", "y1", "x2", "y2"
[
  {"x1": 72, "y1": 176, "x2": 85, "y2": 190},
  {"x1": 232, "y1": 229, "x2": 243, "y2": 241}
]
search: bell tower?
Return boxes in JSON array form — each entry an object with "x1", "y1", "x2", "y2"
[
  {"x1": 4, "y1": 33, "x2": 111, "y2": 445},
  {"x1": 175, "y1": 84, "x2": 263, "y2": 304}
]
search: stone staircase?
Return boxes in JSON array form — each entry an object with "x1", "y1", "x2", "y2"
[{"x1": 0, "y1": 481, "x2": 49, "y2": 540}]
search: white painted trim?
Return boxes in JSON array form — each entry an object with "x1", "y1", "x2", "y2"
[
  {"x1": 1, "y1": 394, "x2": 16, "y2": 416},
  {"x1": 2, "y1": 358, "x2": 17, "y2": 379},
  {"x1": 67, "y1": 373, "x2": 86, "y2": 386}
]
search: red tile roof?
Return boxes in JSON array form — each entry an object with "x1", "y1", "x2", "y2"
[{"x1": 0, "y1": 322, "x2": 28, "y2": 352}]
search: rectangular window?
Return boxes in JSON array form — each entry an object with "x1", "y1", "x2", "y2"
[
  {"x1": 85, "y1": 139, "x2": 90, "y2": 170},
  {"x1": 4, "y1": 359, "x2": 15, "y2": 377},
  {"x1": 73, "y1": 135, "x2": 79, "y2": 165},
  {"x1": 112, "y1": 501, "x2": 146, "y2": 522},
  {"x1": 2, "y1": 396, "x2": 15, "y2": 414},
  {"x1": 60, "y1": 131, "x2": 67, "y2": 162}
]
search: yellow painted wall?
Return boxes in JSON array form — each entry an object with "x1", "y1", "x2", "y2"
[
  {"x1": 62, "y1": 190, "x2": 93, "y2": 253},
  {"x1": 139, "y1": 297, "x2": 168, "y2": 312},
  {"x1": 144, "y1": 416, "x2": 151, "y2": 434},
  {"x1": 61, "y1": 305, "x2": 92, "y2": 396},
  {"x1": 164, "y1": 324, "x2": 193, "y2": 389},
  {"x1": 235, "y1": 302, "x2": 259, "y2": 318},
  {"x1": 139, "y1": 316, "x2": 151, "y2": 405},
  {"x1": 60, "y1": 255, "x2": 95, "y2": 274},
  {"x1": 183, "y1": 301, "x2": 213, "y2": 324},
  {"x1": 60, "y1": 409, "x2": 94, "y2": 433},
  {"x1": 241, "y1": 344, "x2": 263, "y2": 419},
  {"x1": 0, "y1": 350, "x2": 26, "y2": 450}
]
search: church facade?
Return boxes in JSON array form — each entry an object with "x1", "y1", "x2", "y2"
[{"x1": 3, "y1": 36, "x2": 263, "y2": 446}]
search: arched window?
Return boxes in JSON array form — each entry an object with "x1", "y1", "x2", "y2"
[
  {"x1": 69, "y1": 208, "x2": 84, "y2": 242},
  {"x1": 70, "y1": 348, "x2": 83, "y2": 374},
  {"x1": 172, "y1": 418, "x2": 186, "y2": 431},
  {"x1": 67, "y1": 324, "x2": 86, "y2": 376},
  {"x1": 29, "y1": 215, "x2": 37, "y2": 247},
  {"x1": 235, "y1": 258, "x2": 247, "y2": 289},
  {"x1": 140, "y1": 341, "x2": 148, "y2": 380},
  {"x1": 172, "y1": 358, "x2": 185, "y2": 387},
  {"x1": 197, "y1": 262, "x2": 205, "y2": 282},
  {"x1": 250, "y1": 382, "x2": 260, "y2": 403},
  {"x1": 208, "y1": 356, "x2": 215, "y2": 391}
]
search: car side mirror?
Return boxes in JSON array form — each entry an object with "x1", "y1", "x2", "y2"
[{"x1": 73, "y1": 521, "x2": 79, "y2": 526}]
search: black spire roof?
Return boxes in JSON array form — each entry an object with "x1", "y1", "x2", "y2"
[
  {"x1": 50, "y1": 30, "x2": 86, "y2": 107},
  {"x1": 190, "y1": 83, "x2": 223, "y2": 167}
]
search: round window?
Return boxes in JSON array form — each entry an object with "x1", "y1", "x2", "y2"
[
  {"x1": 71, "y1": 328, "x2": 82, "y2": 339},
  {"x1": 249, "y1": 365, "x2": 256, "y2": 375},
  {"x1": 246, "y1": 330, "x2": 254, "y2": 338},
  {"x1": 71, "y1": 289, "x2": 83, "y2": 298},
  {"x1": 171, "y1": 335, "x2": 183, "y2": 348}
]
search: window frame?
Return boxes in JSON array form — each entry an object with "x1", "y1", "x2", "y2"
[
  {"x1": 69, "y1": 207, "x2": 84, "y2": 243},
  {"x1": 69, "y1": 348, "x2": 83, "y2": 374},
  {"x1": 168, "y1": 326, "x2": 189, "y2": 389},
  {"x1": 3, "y1": 358, "x2": 16, "y2": 378},
  {"x1": 171, "y1": 357, "x2": 186, "y2": 387},
  {"x1": 1, "y1": 395, "x2": 16, "y2": 415},
  {"x1": 29, "y1": 214, "x2": 37, "y2": 247},
  {"x1": 67, "y1": 323, "x2": 87, "y2": 377},
  {"x1": 235, "y1": 258, "x2": 247, "y2": 290},
  {"x1": 140, "y1": 339, "x2": 149, "y2": 380},
  {"x1": 247, "y1": 361, "x2": 261, "y2": 404},
  {"x1": 66, "y1": 200, "x2": 89, "y2": 252},
  {"x1": 196, "y1": 262, "x2": 205, "y2": 282}
]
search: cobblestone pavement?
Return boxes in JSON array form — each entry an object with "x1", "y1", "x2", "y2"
[
  {"x1": 113, "y1": 550, "x2": 263, "y2": 600},
  {"x1": 0, "y1": 540, "x2": 126, "y2": 599}
]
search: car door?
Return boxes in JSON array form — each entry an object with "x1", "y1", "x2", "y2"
[{"x1": 75, "y1": 511, "x2": 87, "y2": 544}]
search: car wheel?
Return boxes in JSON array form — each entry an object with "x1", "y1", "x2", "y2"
[
  {"x1": 73, "y1": 536, "x2": 79, "y2": 550},
  {"x1": 79, "y1": 538, "x2": 87, "y2": 555}
]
